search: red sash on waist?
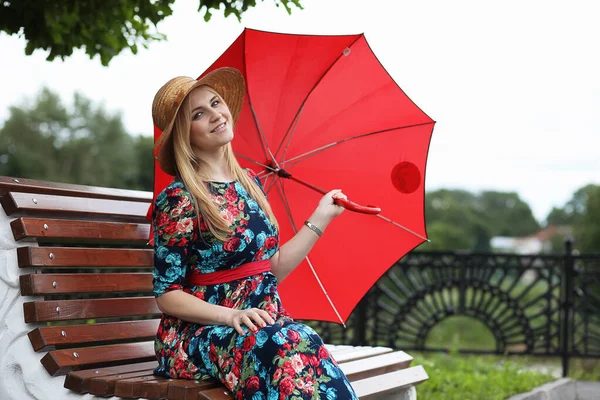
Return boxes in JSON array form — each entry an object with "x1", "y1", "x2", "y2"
[{"x1": 185, "y1": 259, "x2": 271, "y2": 286}]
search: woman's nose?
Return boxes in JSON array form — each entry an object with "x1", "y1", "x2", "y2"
[{"x1": 209, "y1": 110, "x2": 222, "y2": 122}]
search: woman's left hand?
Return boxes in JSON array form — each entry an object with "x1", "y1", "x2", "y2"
[{"x1": 316, "y1": 189, "x2": 347, "y2": 219}]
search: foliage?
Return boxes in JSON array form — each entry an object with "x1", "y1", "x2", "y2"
[
  {"x1": 421, "y1": 189, "x2": 539, "y2": 251},
  {"x1": 0, "y1": 88, "x2": 153, "y2": 191},
  {"x1": 413, "y1": 352, "x2": 556, "y2": 400},
  {"x1": 574, "y1": 185, "x2": 600, "y2": 252},
  {"x1": 0, "y1": 0, "x2": 303, "y2": 66},
  {"x1": 546, "y1": 207, "x2": 572, "y2": 226},
  {"x1": 546, "y1": 184, "x2": 600, "y2": 253}
]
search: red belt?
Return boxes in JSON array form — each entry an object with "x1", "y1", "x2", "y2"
[{"x1": 185, "y1": 259, "x2": 271, "y2": 286}]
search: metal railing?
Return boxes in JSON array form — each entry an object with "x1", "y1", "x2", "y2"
[{"x1": 308, "y1": 238, "x2": 600, "y2": 376}]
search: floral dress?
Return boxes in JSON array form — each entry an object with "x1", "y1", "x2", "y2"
[{"x1": 152, "y1": 169, "x2": 358, "y2": 400}]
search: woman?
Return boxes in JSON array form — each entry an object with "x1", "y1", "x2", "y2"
[{"x1": 151, "y1": 67, "x2": 358, "y2": 399}]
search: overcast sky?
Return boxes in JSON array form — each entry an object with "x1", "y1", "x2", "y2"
[{"x1": 1, "y1": 0, "x2": 598, "y2": 222}]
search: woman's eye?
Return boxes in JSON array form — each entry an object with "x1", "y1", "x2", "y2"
[
  {"x1": 211, "y1": 100, "x2": 220, "y2": 108},
  {"x1": 193, "y1": 111, "x2": 203, "y2": 120}
]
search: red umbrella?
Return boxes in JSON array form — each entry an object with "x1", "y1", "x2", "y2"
[{"x1": 151, "y1": 28, "x2": 435, "y2": 325}]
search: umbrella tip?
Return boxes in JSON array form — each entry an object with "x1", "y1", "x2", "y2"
[{"x1": 426, "y1": 239, "x2": 432, "y2": 243}]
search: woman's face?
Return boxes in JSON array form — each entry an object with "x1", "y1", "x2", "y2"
[{"x1": 187, "y1": 86, "x2": 234, "y2": 153}]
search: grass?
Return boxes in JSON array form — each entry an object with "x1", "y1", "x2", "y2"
[
  {"x1": 425, "y1": 316, "x2": 496, "y2": 350},
  {"x1": 412, "y1": 352, "x2": 556, "y2": 400},
  {"x1": 408, "y1": 314, "x2": 599, "y2": 398}
]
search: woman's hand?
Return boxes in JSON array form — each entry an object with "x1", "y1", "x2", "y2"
[
  {"x1": 316, "y1": 189, "x2": 348, "y2": 219},
  {"x1": 228, "y1": 308, "x2": 275, "y2": 335}
]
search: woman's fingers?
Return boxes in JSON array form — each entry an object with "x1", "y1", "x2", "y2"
[
  {"x1": 247, "y1": 309, "x2": 275, "y2": 328},
  {"x1": 232, "y1": 315, "x2": 246, "y2": 336},
  {"x1": 257, "y1": 309, "x2": 276, "y2": 325},
  {"x1": 241, "y1": 314, "x2": 258, "y2": 332},
  {"x1": 231, "y1": 308, "x2": 276, "y2": 335},
  {"x1": 333, "y1": 192, "x2": 347, "y2": 201}
]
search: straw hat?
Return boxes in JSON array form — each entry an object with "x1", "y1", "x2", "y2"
[{"x1": 152, "y1": 67, "x2": 245, "y2": 176}]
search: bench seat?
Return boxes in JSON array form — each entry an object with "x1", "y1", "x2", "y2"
[{"x1": 0, "y1": 176, "x2": 428, "y2": 399}]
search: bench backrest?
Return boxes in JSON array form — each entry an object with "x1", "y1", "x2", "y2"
[{"x1": 0, "y1": 176, "x2": 158, "y2": 377}]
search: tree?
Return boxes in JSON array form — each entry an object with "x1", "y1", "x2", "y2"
[
  {"x1": 0, "y1": 88, "x2": 153, "y2": 191},
  {"x1": 478, "y1": 191, "x2": 540, "y2": 237},
  {"x1": 573, "y1": 185, "x2": 600, "y2": 253},
  {"x1": 1, "y1": 0, "x2": 303, "y2": 66},
  {"x1": 546, "y1": 207, "x2": 573, "y2": 226},
  {"x1": 419, "y1": 189, "x2": 540, "y2": 252},
  {"x1": 542, "y1": 184, "x2": 600, "y2": 252}
]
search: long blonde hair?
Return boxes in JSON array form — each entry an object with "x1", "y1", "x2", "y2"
[{"x1": 170, "y1": 88, "x2": 279, "y2": 241}]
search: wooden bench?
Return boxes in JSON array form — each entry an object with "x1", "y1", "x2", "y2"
[{"x1": 0, "y1": 176, "x2": 428, "y2": 400}]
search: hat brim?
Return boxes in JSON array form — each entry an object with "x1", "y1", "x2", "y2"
[{"x1": 154, "y1": 67, "x2": 245, "y2": 176}]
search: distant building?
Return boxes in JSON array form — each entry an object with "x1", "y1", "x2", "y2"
[{"x1": 491, "y1": 226, "x2": 572, "y2": 254}]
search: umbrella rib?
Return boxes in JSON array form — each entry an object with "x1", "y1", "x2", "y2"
[
  {"x1": 280, "y1": 121, "x2": 435, "y2": 169},
  {"x1": 274, "y1": 177, "x2": 298, "y2": 233},
  {"x1": 274, "y1": 179, "x2": 346, "y2": 327},
  {"x1": 247, "y1": 96, "x2": 279, "y2": 168},
  {"x1": 304, "y1": 255, "x2": 346, "y2": 327},
  {"x1": 273, "y1": 34, "x2": 365, "y2": 160},
  {"x1": 280, "y1": 104, "x2": 305, "y2": 163},
  {"x1": 263, "y1": 173, "x2": 273, "y2": 195},
  {"x1": 265, "y1": 174, "x2": 279, "y2": 196},
  {"x1": 376, "y1": 214, "x2": 430, "y2": 242},
  {"x1": 235, "y1": 152, "x2": 272, "y2": 170}
]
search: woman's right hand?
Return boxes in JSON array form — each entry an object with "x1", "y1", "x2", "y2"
[{"x1": 228, "y1": 308, "x2": 275, "y2": 335}]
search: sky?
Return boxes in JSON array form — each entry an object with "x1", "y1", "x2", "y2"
[{"x1": 1, "y1": 0, "x2": 599, "y2": 222}]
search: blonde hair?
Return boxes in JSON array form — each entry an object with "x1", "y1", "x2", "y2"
[{"x1": 170, "y1": 88, "x2": 278, "y2": 242}]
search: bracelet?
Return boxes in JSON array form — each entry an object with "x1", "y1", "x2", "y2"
[{"x1": 304, "y1": 220, "x2": 323, "y2": 237}]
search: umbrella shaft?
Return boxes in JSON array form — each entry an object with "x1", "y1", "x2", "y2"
[
  {"x1": 277, "y1": 172, "x2": 380, "y2": 215},
  {"x1": 287, "y1": 175, "x2": 327, "y2": 195}
]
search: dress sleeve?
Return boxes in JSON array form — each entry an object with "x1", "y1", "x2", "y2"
[{"x1": 152, "y1": 185, "x2": 198, "y2": 297}]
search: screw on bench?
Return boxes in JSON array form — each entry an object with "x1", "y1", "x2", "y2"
[{"x1": 32, "y1": 198, "x2": 37, "y2": 204}]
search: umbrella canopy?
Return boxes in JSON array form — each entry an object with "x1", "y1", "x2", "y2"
[{"x1": 151, "y1": 28, "x2": 435, "y2": 324}]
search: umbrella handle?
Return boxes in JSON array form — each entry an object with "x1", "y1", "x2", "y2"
[{"x1": 333, "y1": 198, "x2": 381, "y2": 215}]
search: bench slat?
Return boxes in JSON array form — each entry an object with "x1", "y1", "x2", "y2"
[
  {"x1": 11, "y1": 217, "x2": 150, "y2": 243},
  {"x1": 1, "y1": 192, "x2": 148, "y2": 221},
  {"x1": 89, "y1": 369, "x2": 156, "y2": 396},
  {"x1": 24, "y1": 297, "x2": 160, "y2": 322},
  {"x1": 28, "y1": 319, "x2": 160, "y2": 351},
  {"x1": 20, "y1": 273, "x2": 153, "y2": 295},
  {"x1": 166, "y1": 380, "x2": 221, "y2": 400},
  {"x1": 41, "y1": 341, "x2": 156, "y2": 376},
  {"x1": 64, "y1": 361, "x2": 158, "y2": 393},
  {"x1": 334, "y1": 346, "x2": 393, "y2": 363},
  {"x1": 0, "y1": 176, "x2": 152, "y2": 202},
  {"x1": 17, "y1": 246, "x2": 152, "y2": 268},
  {"x1": 340, "y1": 351, "x2": 413, "y2": 382},
  {"x1": 194, "y1": 387, "x2": 234, "y2": 400},
  {"x1": 140, "y1": 377, "x2": 176, "y2": 400},
  {"x1": 114, "y1": 375, "x2": 168, "y2": 398},
  {"x1": 352, "y1": 365, "x2": 429, "y2": 399}
]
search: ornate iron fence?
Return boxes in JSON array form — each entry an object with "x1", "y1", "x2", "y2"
[{"x1": 307, "y1": 238, "x2": 600, "y2": 376}]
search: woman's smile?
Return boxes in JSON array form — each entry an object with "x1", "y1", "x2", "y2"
[{"x1": 211, "y1": 121, "x2": 228, "y2": 133}]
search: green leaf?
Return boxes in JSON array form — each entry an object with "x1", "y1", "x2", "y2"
[{"x1": 2, "y1": 0, "x2": 304, "y2": 65}]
